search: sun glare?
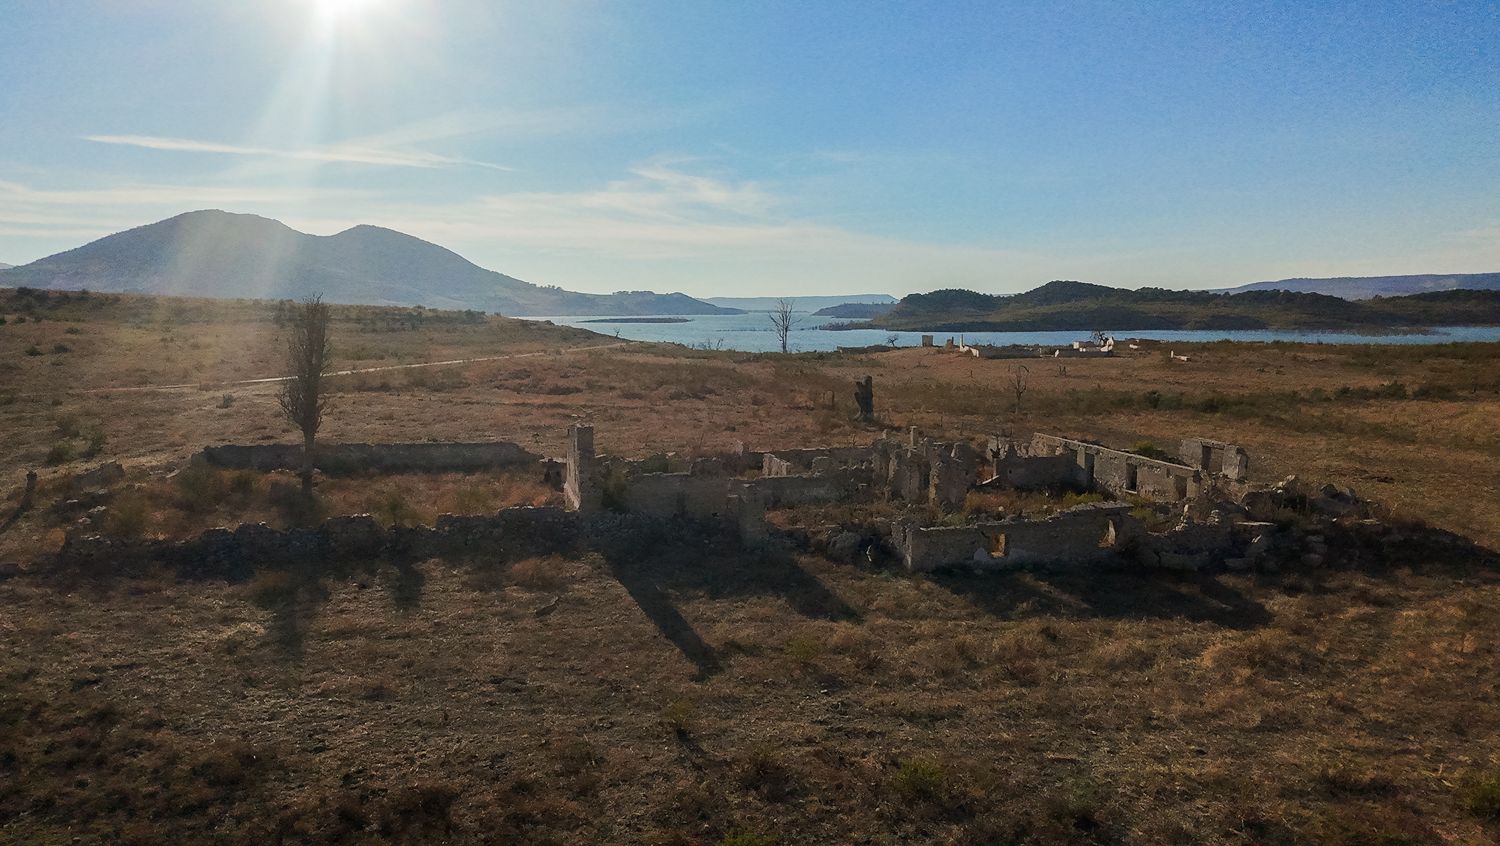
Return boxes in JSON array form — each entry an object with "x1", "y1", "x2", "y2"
[{"x1": 314, "y1": 0, "x2": 381, "y2": 25}]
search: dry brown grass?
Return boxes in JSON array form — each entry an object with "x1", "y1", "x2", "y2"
[{"x1": 2, "y1": 292, "x2": 1499, "y2": 843}]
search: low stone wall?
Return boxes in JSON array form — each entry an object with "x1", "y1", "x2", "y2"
[
  {"x1": 1030, "y1": 434, "x2": 1202, "y2": 501},
  {"x1": 618, "y1": 467, "x2": 869, "y2": 523},
  {"x1": 54, "y1": 506, "x2": 579, "y2": 579},
  {"x1": 899, "y1": 502, "x2": 1140, "y2": 572},
  {"x1": 197, "y1": 441, "x2": 542, "y2": 475}
]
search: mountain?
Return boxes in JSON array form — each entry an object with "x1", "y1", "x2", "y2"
[
  {"x1": 0, "y1": 210, "x2": 737, "y2": 316},
  {"x1": 855, "y1": 280, "x2": 1500, "y2": 332},
  {"x1": 1223, "y1": 272, "x2": 1500, "y2": 300},
  {"x1": 703, "y1": 294, "x2": 896, "y2": 312},
  {"x1": 0, "y1": 263, "x2": 12, "y2": 270}
]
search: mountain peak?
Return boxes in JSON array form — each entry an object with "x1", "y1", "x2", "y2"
[
  {"x1": 0, "y1": 210, "x2": 735, "y2": 317},
  {"x1": 1009, "y1": 279, "x2": 1116, "y2": 305}
]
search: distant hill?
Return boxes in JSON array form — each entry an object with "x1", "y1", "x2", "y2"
[
  {"x1": 813, "y1": 301, "x2": 896, "y2": 318},
  {"x1": 0, "y1": 210, "x2": 736, "y2": 317},
  {"x1": 1223, "y1": 272, "x2": 1500, "y2": 299},
  {"x1": 703, "y1": 294, "x2": 896, "y2": 312},
  {"x1": 856, "y1": 280, "x2": 1500, "y2": 332},
  {"x1": 0, "y1": 262, "x2": 12, "y2": 270}
]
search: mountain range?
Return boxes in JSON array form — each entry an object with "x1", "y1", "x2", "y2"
[
  {"x1": 1222, "y1": 272, "x2": 1500, "y2": 299},
  {"x1": 854, "y1": 280, "x2": 1500, "y2": 333},
  {"x1": 0, "y1": 211, "x2": 737, "y2": 316}
]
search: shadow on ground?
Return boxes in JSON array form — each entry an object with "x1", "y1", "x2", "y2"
[
  {"x1": 932, "y1": 568, "x2": 1273, "y2": 630},
  {"x1": 597, "y1": 525, "x2": 859, "y2": 680}
]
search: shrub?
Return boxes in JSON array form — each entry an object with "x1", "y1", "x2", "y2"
[
  {"x1": 1130, "y1": 440, "x2": 1172, "y2": 461},
  {"x1": 106, "y1": 493, "x2": 150, "y2": 538},
  {"x1": 226, "y1": 470, "x2": 258, "y2": 496},
  {"x1": 737, "y1": 747, "x2": 797, "y2": 802},
  {"x1": 375, "y1": 490, "x2": 421, "y2": 527},
  {"x1": 174, "y1": 464, "x2": 229, "y2": 513},
  {"x1": 661, "y1": 697, "x2": 697, "y2": 734},
  {"x1": 892, "y1": 757, "x2": 951, "y2": 806},
  {"x1": 372, "y1": 781, "x2": 461, "y2": 837},
  {"x1": 784, "y1": 633, "x2": 823, "y2": 663},
  {"x1": 1463, "y1": 769, "x2": 1500, "y2": 820},
  {"x1": 54, "y1": 414, "x2": 80, "y2": 438},
  {"x1": 245, "y1": 569, "x2": 300, "y2": 607},
  {"x1": 82, "y1": 428, "x2": 106, "y2": 457},
  {"x1": 51, "y1": 342, "x2": 70, "y2": 354},
  {"x1": 24, "y1": 344, "x2": 42, "y2": 356},
  {"x1": 44, "y1": 442, "x2": 73, "y2": 465},
  {"x1": 509, "y1": 556, "x2": 563, "y2": 590}
]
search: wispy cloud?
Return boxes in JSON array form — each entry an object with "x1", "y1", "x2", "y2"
[{"x1": 83, "y1": 134, "x2": 512, "y2": 171}]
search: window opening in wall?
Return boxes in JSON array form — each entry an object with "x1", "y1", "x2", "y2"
[
  {"x1": 987, "y1": 532, "x2": 1009, "y2": 558},
  {"x1": 1124, "y1": 463, "x2": 1138, "y2": 492}
]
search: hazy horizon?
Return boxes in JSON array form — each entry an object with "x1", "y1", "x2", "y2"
[{"x1": 3, "y1": 1, "x2": 1498, "y2": 297}]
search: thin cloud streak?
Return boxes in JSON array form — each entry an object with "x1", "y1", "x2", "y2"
[{"x1": 83, "y1": 134, "x2": 513, "y2": 171}]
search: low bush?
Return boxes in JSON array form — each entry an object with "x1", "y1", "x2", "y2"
[
  {"x1": 82, "y1": 427, "x2": 106, "y2": 457},
  {"x1": 44, "y1": 442, "x2": 73, "y2": 465},
  {"x1": 892, "y1": 757, "x2": 953, "y2": 807},
  {"x1": 174, "y1": 464, "x2": 229, "y2": 513},
  {"x1": 509, "y1": 556, "x2": 563, "y2": 590},
  {"x1": 1463, "y1": 769, "x2": 1500, "y2": 820},
  {"x1": 245, "y1": 569, "x2": 300, "y2": 607},
  {"x1": 106, "y1": 493, "x2": 150, "y2": 538},
  {"x1": 660, "y1": 697, "x2": 697, "y2": 734},
  {"x1": 784, "y1": 633, "x2": 823, "y2": 663}
]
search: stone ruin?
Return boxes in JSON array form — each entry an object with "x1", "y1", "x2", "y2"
[
  {"x1": 558, "y1": 423, "x2": 1424, "y2": 576},
  {"x1": 41, "y1": 422, "x2": 1470, "y2": 581}
]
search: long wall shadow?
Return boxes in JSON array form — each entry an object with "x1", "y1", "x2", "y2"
[
  {"x1": 933, "y1": 567, "x2": 1272, "y2": 630},
  {"x1": 596, "y1": 522, "x2": 859, "y2": 679}
]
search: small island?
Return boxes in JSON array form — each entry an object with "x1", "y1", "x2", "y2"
[{"x1": 580, "y1": 317, "x2": 692, "y2": 324}]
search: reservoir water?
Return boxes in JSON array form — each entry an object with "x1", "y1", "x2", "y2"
[{"x1": 536, "y1": 312, "x2": 1500, "y2": 353}]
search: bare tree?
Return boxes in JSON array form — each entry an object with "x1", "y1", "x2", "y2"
[
  {"x1": 278, "y1": 295, "x2": 332, "y2": 494},
  {"x1": 1008, "y1": 363, "x2": 1030, "y2": 413},
  {"x1": 769, "y1": 298, "x2": 800, "y2": 354}
]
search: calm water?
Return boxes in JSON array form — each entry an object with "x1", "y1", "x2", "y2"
[{"x1": 537, "y1": 312, "x2": 1500, "y2": 353}]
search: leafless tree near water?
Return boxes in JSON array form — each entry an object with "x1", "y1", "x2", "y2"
[
  {"x1": 769, "y1": 298, "x2": 800, "y2": 354},
  {"x1": 1009, "y1": 363, "x2": 1030, "y2": 413},
  {"x1": 278, "y1": 295, "x2": 332, "y2": 493}
]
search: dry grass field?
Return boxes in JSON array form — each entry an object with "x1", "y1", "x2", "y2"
[{"x1": 2, "y1": 288, "x2": 1500, "y2": 844}]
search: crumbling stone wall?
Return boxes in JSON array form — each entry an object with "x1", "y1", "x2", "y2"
[
  {"x1": 565, "y1": 424, "x2": 600, "y2": 514},
  {"x1": 899, "y1": 502, "x2": 1140, "y2": 572},
  {"x1": 198, "y1": 442, "x2": 541, "y2": 475},
  {"x1": 1030, "y1": 434, "x2": 1204, "y2": 501},
  {"x1": 1179, "y1": 437, "x2": 1250, "y2": 481}
]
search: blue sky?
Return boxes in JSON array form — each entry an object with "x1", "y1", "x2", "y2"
[{"x1": 2, "y1": 0, "x2": 1497, "y2": 296}]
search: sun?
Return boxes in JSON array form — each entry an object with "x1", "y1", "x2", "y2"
[{"x1": 314, "y1": 0, "x2": 382, "y2": 24}]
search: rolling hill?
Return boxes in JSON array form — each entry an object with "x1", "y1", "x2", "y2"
[
  {"x1": 703, "y1": 294, "x2": 896, "y2": 312},
  {"x1": 1223, "y1": 272, "x2": 1500, "y2": 299},
  {"x1": 853, "y1": 280, "x2": 1500, "y2": 332},
  {"x1": 0, "y1": 210, "x2": 736, "y2": 316}
]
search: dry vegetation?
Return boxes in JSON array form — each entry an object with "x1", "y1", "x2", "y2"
[{"x1": 2, "y1": 288, "x2": 1499, "y2": 844}]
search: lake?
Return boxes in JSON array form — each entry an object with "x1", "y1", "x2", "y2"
[{"x1": 534, "y1": 312, "x2": 1500, "y2": 353}]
